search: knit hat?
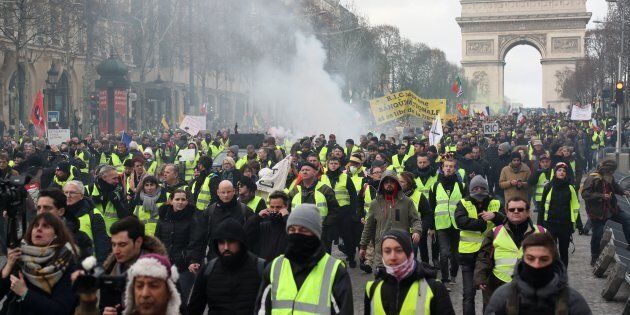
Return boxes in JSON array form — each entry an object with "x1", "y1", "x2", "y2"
[
  {"x1": 124, "y1": 254, "x2": 180, "y2": 315},
  {"x1": 143, "y1": 147, "x2": 154, "y2": 158},
  {"x1": 129, "y1": 141, "x2": 138, "y2": 150},
  {"x1": 299, "y1": 162, "x2": 318, "y2": 171},
  {"x1": 380, "y1": 229, "x2": 412, "y2": 258},
  {"x1": 539, "y1": 154, "x2": 550, "y2": 161},
  {"x1": 555, "y1": 162, "x2": 569, "y2": 172},
  {"x1": 510, "y1": 151, "x2": 522, "y2": 161},
  {"x1": 212, "y1": 218, "x2": 246, "y2": 246},
  {"x1": 287, "y1": 204, "x2": 322, "y2": 239},
  {"x1": 498, "y1": 142, "x2": 511, "y2": 153},
  {"x1": 228, "y1": 145, "x2": 239, "y2": 156},
  {"x1": 469, "y1": 175, "x2": 489, "y2": 193}
]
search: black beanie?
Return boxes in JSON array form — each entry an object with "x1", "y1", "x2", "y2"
[
  {"x1": 380, "y1": 229, "x2": 413, "y2": 258},
  {"x1": 510, "y1": 151, "x2": 522, "y2": 161}
]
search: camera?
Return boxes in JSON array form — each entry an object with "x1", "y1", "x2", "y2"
[
  {"x1": 74, "y1": 257, "x2": 126, "y2": 307},
  {"x1": 0, "y1": 175, "x2": 30, "y2": 248}
]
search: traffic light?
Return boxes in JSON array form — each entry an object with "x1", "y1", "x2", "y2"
[{"x1": 614, "y1": 81, "x2": 624, "y2": 106}]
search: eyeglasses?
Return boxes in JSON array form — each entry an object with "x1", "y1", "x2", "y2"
[{"x1": 507, "y1": 207, "x2": 526, "y2": 213}]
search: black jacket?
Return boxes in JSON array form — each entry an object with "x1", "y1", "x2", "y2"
[
  {"x1": 0, "y1": 261, "x2": 78, "y2": 315},
  {"x1": 364, "y1": 263, "x2": 454, "y2": 315},
  {"x1": 454, "y1": 196, "x2": 505, "y2": 263},
  {"x1": 187, "y1": 197, "x2": 254, "y2": 263},
  {"x1": 155, "y1": 203, "x2": 198, "y2": 272},
  {"x1": 540, "y1": 179, "x2": 573, "y2": 226},
  {"x1": 67, "y1": 198, "x2": 110, "y2": 264},
  {"x1": 485, "y1": 260, "x2": 591, "y2": 315},
  {"x1": 255, "y1": 246, "x2": 354, "y2": 314},
  {"x1": 244, "y1": 213, "x2": 289, "y2": 262}
]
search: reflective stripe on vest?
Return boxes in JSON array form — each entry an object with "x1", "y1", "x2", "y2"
[
  {"x1": 134, "y1": 201, "x2": 164, "y2": 236},
  {"x1": 492, "y1": 225, "x2": 545, "y2": 283},
  {"x1": 111, "y1": 153, "x2": 131, "y2": 173},
  {"x1": 534, "y1": 171, "x2": 550, "y2": 202},
  {"x1": 434, "y1": 182, "x2": 462, "y2": 230},
  {"x1": 194, "y1": 175, "x2": 214, "y2": 211},
  {"x1": 367, "y1": 278, "x2": 432, "y2": 315},
  {"x1": 183, "y1": 152, "x2": 199, "y2": 181},
  {"x1": 391, "y1": 155, "x2": 408, "y2": 173},
  {"x1": 543, "y1": 185, "x2": 580, "y2": 227},
  {"x1": 53, "y1": 167, "x2": 76, "y2": 188},
  {"x1": 458, "y1": 199, "x2": 500, "y2": 253},
  {"x1": 90, "y1": 185, "x2": 118, "y2": 236},
  {"x1": 77, "y1": 208, "x2": 104, "y2": 241},
  {"x1": 270, "y1": 254, "x2": 340, "y2": 314},
  {"x1": 321, "y1": 173, "x2": 350, "y2": 207},
  {"x1": 77, "y1": 151, "x2": 89, "y2": 173},
  {"x1": 291, "y1": 182, "x2": 328, "y2": 217}
]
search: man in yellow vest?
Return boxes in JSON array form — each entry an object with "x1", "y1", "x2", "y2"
[
  {"x1": 474, "y1": 197, "x2": 550, "y2": 310},
  {"x1": 321, "y1": 156, "x2": 358, "y2": 268},
  {"x1": 49, "y1": 161, "x2": 77, "y2": 190},
  {"x1": 254, "y1": 204, "x2": 353, "y2": 314},
  {"x1": 527, "y1": 153, "x2": 552, "y2": 213},
  {"x1": 286, "y1": 162, "x2": 339, "y2": 253},
  {"x1": 389, "y1": 144, "x2": 410, "y2": 174},
  {"x1": 110, "y1": 141, "x2": 133, "y2": 173},
  {"x1": 429, "y1": 157, "x2": 465, "y2": 286},
  {"x1": 190, "y1": 156, "x2": 219, "y2": 211},
  {"x1": 89, "y1": 165, "x2": 130, "y2": 233},
  {"x1": 238, "y1": 176, "x2": 266, "y2": 212},
  {"x1": 454, "y1": 175, "x2": 505, "y2": 315}
]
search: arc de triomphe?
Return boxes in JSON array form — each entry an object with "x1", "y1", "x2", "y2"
[{"x1": 457, "y1": 0, "x2": 591, "y2": 112}]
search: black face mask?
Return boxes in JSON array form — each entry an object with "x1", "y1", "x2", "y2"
[
  {"x1": 521, "y1": 262, "x2": 555, "y2": 288},
  {"x1": 285, "y1": 234, "x2": 321, "y2": 264}
]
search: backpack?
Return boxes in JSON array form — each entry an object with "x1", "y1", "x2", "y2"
[{"x1": 204, "y1": 253, "x2": 265, "y2": 278}]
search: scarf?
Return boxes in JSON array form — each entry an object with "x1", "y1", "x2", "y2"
[
  {"x1": 20, "y1": 242, "x2": 75, "y2": 294},
  {"x1": 383, "y1": 252, "x2": 416, "y2": 282},
  {"x1": 140, "y1": 188, "x2": 162, "y2": 216}
]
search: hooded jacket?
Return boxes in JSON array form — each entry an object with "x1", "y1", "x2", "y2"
[
  {"x1": 360, "y1": 170, "x2": 422, "y2": 267},
  {"x1": 485, "y1": 260, "x2": 591, "y2": 315},
  {"x1": 581, "y1": 169, "x2": 624, "y2": 220},
  {"x1": 364, "y1": 263, "x2": 455, "y2": 315},
  {"x1": 154, "y1": 203, "x2": 198, "y2": 272},
  {"x1": 188, "y1": 219, "x2": 262, "y2": 315},
  {"x1": 67, "y1": 198, "x2": 110, "y2": 264}
]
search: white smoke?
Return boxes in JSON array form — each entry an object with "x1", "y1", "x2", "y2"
[{"x1": 253, "y1": 32, "x2": 368, "y2": 141}]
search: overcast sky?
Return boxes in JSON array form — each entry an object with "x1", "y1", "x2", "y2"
[{"x1": 346, "y1": 0, "x2": 609, "y2": 107}]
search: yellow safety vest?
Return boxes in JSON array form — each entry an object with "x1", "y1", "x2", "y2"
[
  {"x1": 458, "y1": 199, "x2": 500, "y2": 253},
  {"x1": 90, "y1": 185, "x2": 118, "y2": 235},
  {"x1": 492, "y1": 224, "x2": 545, "y2": 283},
  {"x1": 366, "y1": 278, "x2": 433, "y2": 315},
  {"x1": 236, "y1": 155, "x2": 248, "y2": 170},
  {"x1": 344, "y1": 145, "x2": 359, "y2": 157},
  {"x1": 391, "y1": 155, "x2": 409, "y2": 173},
  {"x1": 193, "y1": 175, "x2": 215, "y2": 211},
  {"x1": 146, "y1": 161, "x2": 158, "y2": 175},
  {"x1": 77, "y1": 208, "x2": 104, "y2": 240},
  {"x1": 76, "y1": 151, "x2": 89, "y2": 174},
  {"x1": 183, "y1": 152, "x2": 200, "y2": 182},
  {"x1": 110, "y1": 152, "x2": 132, "y2": 173},
  {"x1": 320, "y1": 173, "x2": 350, "y2": 207},
  {"x1": 290, "y1": 182, "x2": 329, "y2": 217},
  {"x1": 543, "y1": 185, "x2": 580, "y2": 228},
  {"x1": 534, "y1": 171, "x2": 551, "y2": 202},
  {"x1": 591, "y1": 134, "x2": 599, "y2": 150},
  {"x1": 134, "y1": 194, "x2": 166, "y2": 236},
  {"x1": 53, "y1": 166, "x2": 76, "y2": 188},
  {"x1": 414, "y1": 175, "x2": 436, "y2": 199},
  {"x1": 363, "y1": 185, "x2": 374, "y2": 217},
  {"x1": 434, "y1": 182, "x2": 462, "y2": 230},
  {"x1": 270, "y1": 254, "x2": 341, "y2": 315},
  {"x1": 319, "y1": 147, "x2": 328, "y2": 163},
  {"x1": 210, "y1": 144, "x2": 223, "y2": 159},
  {"x1": 247, "y1": 196, "x2": 263, "y2": 212}
]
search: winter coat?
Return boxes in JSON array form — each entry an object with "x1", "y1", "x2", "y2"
[
  {"x1": 493, "y1": 153, "x2": 512, "y2": 197},
  {"x1": 187, "y1": 197, "x2": 254, "y2": 263},
  {"x1": 255, "y1": 246, "x2": 354, "y2": 315},
  {"x1": 540, "y1": 179, "x2": 573, "y2": 227},
  {"x1": 187, "y1": 219, "x2": 261, "y2": 315},
  {"x1": 485, "y1": 260, "x2": 591, "y2": 315},
  {"x1": 0, "y1": 261, "x2": 78, "y2": 315},
  {"x1": 454, "y1": 196, "x2": 505, "y2": 263},
  {"x1": 155, "y1": 203, "x2": 198, "y2": 272},
  {"x1": 499, "y1": 163, "x2": 531, "y2": 202},
  {"x1": 363, "y1": 263, "x2": 454, "y2": 315},
  {"x1": 287, "y1": 179, "x2": 340, "y2": 227},
  {"x1": 67, "y1": 198, "x2": 110, "y2": 264},
  {"x1": 581, "y1": 172, "x2": 625, "y2": 220},
  {"x1": 62, "y1": 213, "x2": 93, "y2": 263},
  {"x1": 244, "y1": 213, "x2": 288, "y2": 262},
  {"x1": 360, "y1": 171, "x2": 422, "y2": 267}
]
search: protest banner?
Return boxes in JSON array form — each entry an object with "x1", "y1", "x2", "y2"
[
  {"x1": 178, "y1": 148, "x2": 196, "y2": 162},
  {"x1": 47, "y1": 129, "x2": 70, "y2": 146},
  {"x1": 570, "y1": 104, "x2": 592, "y2": 121},
  {"x1": 179, "y1": 115, "x2": 206, "y2": 136},
  {"x1": 369, "y1": 90, "x2": 446, "y2": 125},
  {"x1": 483, "y1": 123, "x2": 499, "y2": 135}
]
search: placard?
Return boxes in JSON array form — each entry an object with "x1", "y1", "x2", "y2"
[
  {"x1": 483, "y1": 123, "x2": 499, "y2": 135},
  {"x1": 47, "y1": 129, "x2": 70, "y2": 146},
  {"x1": 179, "y1": 115, "x2": 206, "y2": 136},
  {"x1": 570, "y1": 104, "x2": 592, "y2": 121},
  {"x1": 178, "y1": 149, "x2": 196, "y2": 162}
]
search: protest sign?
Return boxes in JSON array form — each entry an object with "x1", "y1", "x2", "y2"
[
  {"x1": 179, "y1": 115, "x2": 206, "y2": 136},
  {"x1": 570, "y1": 104, "x2": 592, "y2": 121},
  {"x1": 483, "y1": 123, "x2": 499, "y2": 135},
  {"x1": 178, "y1": 148, "x2": 196, "y2": 162},
  {"x1": 369, "y1": 90, "x2": 446, "y2": 125},
  {"x1": 47, "y1": 129, "x2": 70, "y2": 146}
]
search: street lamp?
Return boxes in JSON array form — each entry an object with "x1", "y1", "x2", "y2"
[{"x1": 45, "y1": 63, "x2": 59, "y2": 128}]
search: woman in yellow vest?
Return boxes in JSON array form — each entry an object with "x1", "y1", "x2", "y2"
[
  {"x1": 365, "y1": 230, "x2": 455, "y2": 315},
  {"x1": 132, "y1": 175, "x2": 167, "y2": 236},
  {"x1": 539, "y1": 162, "x2": 580, "y2": 268}
]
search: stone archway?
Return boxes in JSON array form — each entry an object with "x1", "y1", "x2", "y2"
[{"x1": 457, "y1": 0, "x2": 591, "y2": 112}]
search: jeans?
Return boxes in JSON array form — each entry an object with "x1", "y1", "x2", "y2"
[
  {"x1": 591, "y1": 209, "x2": 630, "y2": 258},
  {"x1": 437, "y1": 227, "x2": 460, "y2": 282},
  {"x1": 419, "y1": 221, "x2": 439, "y2": 264},
  {"x1": 460, "y1": 254, "x2": 477, "y2": 315}
]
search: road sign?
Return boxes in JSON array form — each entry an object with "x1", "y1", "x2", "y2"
[
  {"x1": 483, "y1": 123, "x2": 499, "y2": 135},
  {"x1": 48, "y1": 111, "x2": 60, "y2": 123},
  {"x1": 128, "y1": 92, "x2": 137, "y2": 102}
]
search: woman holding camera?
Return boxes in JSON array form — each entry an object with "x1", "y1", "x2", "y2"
[
  {"x1": 0, "y1": 212, "x2": 79, "y2": 315},
  {"x1": 155, "y1": 189, "x2": 198, "y2": 303}
]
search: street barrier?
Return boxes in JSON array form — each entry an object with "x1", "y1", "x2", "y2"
[{"x1": 594, "y1": 220, "x2": 630, "y2": 306}]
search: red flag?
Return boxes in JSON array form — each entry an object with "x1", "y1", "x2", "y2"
[
  {"x1": 30, "y1": 90, "x2": 45, "y2": 137},
  {"x1": 456, "y1": 103, "x2": 469, "y2": 116},
  {"x1": 200, "y1": 102, "x2": 207, "y2": 115}
]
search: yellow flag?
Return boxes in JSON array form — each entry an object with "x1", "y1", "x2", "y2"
[{"x1": 161, "y1": 116, "x2": 169, "y2": 130}]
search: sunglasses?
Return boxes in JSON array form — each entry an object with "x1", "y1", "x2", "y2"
[{"x1": 507, "y1": 207, "x2": 526, "y2": 213}]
